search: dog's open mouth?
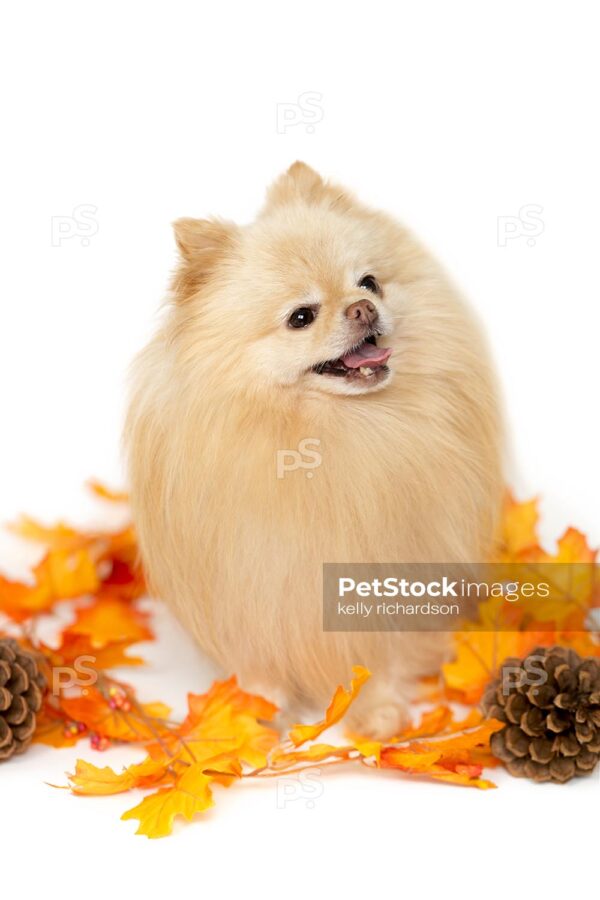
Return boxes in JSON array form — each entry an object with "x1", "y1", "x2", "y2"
[{"x1": 312, "y1": 335, "x2": 393, "y2": 382}]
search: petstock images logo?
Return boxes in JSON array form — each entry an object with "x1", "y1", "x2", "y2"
[{"x1": 322, "y1": 562, "x2": 599, "y2": 633}]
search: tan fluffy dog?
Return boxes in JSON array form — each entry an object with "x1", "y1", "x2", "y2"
[{"x1": 125, "y1": 163, "x2": 502, "y2": 737}]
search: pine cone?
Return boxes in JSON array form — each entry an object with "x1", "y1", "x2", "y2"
[
  {"x1": 0, "y1": 637, "x2": 46, "y2": 761},
  {"x1": 482, "y1": 646, "x2": 600, "y2": 783}
]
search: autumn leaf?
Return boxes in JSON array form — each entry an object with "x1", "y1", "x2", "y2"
[
  {"x1": 380, "y1": 746, "x2": 443, "y2": 772},
  {"x1": 441, "y1": 494, "x2": 600, "y2": 706},
  {"x1": 289, "y1": 665, "x2": 370, "y2": 746},
  {"x1": 391, "y1": 705, "x2": 453, "y2": 742},
  {"x1": 442, "y1": 631, "x2": 551, "y2": 704},
  {"x1": 64, "y1": 596, "x2": 153, "y2": 648},
  {"x1": 87, "y1": 481, "x2": 129, "y2": 503},
  {"x1": 44, "y1": 550, "x2": 99, "y2": 599},
  {"x1": 33, "y1": 701, "x2": 88, "y2": 748},
  {"x1": 61, "y1": 688, "x2": 171, "y2": 743},
  {"x1": 546, "y1": 527, "x2": 597, "y2": 564},
  {"x1": 43, "y1": 632, "x2": 145, "y2": 669},
  {"x1": 69, "y1": 761, "x2": 140, "y2": 795},
  {"x1": 9, "y1": 516, "x2": 84, "y2": 551},
  {"x1": 379, "y1": 720, "x2": 504, "y2": 789},
  {"x1": 0, "y1": 549, "x2": 99, "y2": 621},
  {"x1": 69, "y1": 758, "x2": 168, "y2": 795},
  {"x1": 379, "y1": 749, "x2": 497, "y2": 788},
  {"x1": 351, "y1": 739, "x2": 382, "y2": 762},
  {"x1": 269, "y1": 742, "x2": 354, "y2": 769},
  {"x1": 1, "y1": 508, "x2": 142, "y2": 622},
  {"x1": 498, "y1": 493, "x2": 541, "y2": 560},
  {"x1": 202, "y1": 756, "x2": 243, "y2": 787},
  {"x1": 171, "y1": 677, "x2": 280, "y2": 770},
  {"x1": 184, "y1": 676, "x2": 279, "y2": 725},
  {"x1": 0, "y1": 571, "x2": 54, "y2": 622},
  {"x1": 121, "y1": 764, "x2": 214, "y2": 838},
  {"x1": 417, "y1": 718, "x2": 504, "y2": 754}
]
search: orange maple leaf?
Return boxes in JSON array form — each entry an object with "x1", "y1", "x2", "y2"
[
  {"x1": 61, "y1": 687, "x2": 170, "y2": 742},
  {"x1": 64, "y1": 596, "x2": 152, "y2": 648},
  {"x1": 379, "y1": 720, "x2": 504, "y2": 789},
  {"x1": 289, "y1": 665, "x2": 370, "y2": 746}
]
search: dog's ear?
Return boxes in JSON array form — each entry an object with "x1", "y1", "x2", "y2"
[
  {"x1": 266, "y1": 162, "x2": 324, "y2": 205},
  {"x1": 172, "y1": 218, "x2": 238, "y2": 301},
  {"x1": 264, "y1": 161, "x2": 352, "y2": 211}
]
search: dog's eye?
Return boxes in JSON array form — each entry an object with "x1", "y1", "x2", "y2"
[
  {"x1": 358, "y1": 275, "x2": 379, "y2": 294},
  {"x1": 288, "y1": 307, "x2": 316, "y2": 328}
]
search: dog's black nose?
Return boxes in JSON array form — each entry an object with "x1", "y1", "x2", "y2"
[{"x1": 346, "y1": 299, "x2": 378, "y2": 326}]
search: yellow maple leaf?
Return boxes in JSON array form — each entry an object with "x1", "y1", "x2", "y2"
[
  {"x1": 69, "y1": 758, "x2": 168, "y2": 795},
  {"x1": 87, "y1": 481, "x2": 129, "y2": 503},
  {"x1": 9, "y1": 516, "x2": 83, "y2": 550},
  {"x1": 442, "y1": 631, "x2": 551, "y2": 703},
  {"x1": 174, "y1": 677, "x2": 279, "y2": 770},
  {"x1": 547, "y1": 527, "x2": 597, "y2": 564},
  {"x1": 121, "y1": 764, "x2": 214, "y2": 838},
  {"x1": 499, "y1": 494, "x2": 541, "y2": 560}
]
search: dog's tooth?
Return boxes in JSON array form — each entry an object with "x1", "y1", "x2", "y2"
[{"x1": 360, "y1": 367, "x2": 374, "y2": 376}]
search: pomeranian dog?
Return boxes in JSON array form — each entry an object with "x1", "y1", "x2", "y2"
[{"x1": 125, "y1": 163, "x2": 503, "y2": 737}]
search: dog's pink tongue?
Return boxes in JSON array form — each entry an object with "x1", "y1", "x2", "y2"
[{"x1": 341, "y1": 343, "x2": 393, "y2": 369}]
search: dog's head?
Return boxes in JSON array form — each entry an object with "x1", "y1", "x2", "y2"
[{"x1": 171, "y1": 163, "x2": 447, "y2": 397}]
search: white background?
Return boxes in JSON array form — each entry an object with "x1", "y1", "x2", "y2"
[{"x1": 0, "y1": 1, "x2": 598, "y2": 897}]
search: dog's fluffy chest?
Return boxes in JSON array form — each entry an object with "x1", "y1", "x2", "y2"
[{"x1": 202, "y1": 395, "x2": 444, "y2": 566}]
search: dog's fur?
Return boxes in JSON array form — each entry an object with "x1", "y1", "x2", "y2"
[{"x1": 125, "y1": 163, "x2": 503, "y2": 737}]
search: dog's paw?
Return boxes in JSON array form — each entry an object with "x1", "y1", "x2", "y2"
[{"x1": 345, "y1": 699, "x2": 410, "y2": 740}]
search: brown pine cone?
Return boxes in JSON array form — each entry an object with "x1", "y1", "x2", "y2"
[
  {"x1": 0, "y1": 637, "x2": 46, "y2": 761},
  {"x1": 482, "y1": 646, "x2": 600, "y2": 783}
]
